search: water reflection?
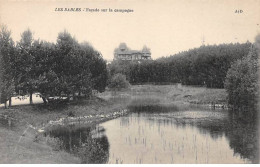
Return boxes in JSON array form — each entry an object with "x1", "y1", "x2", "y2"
[
  {"x1": 100, "y1": 106, "x2": 258, "y2": 164},
  {"x1": 225, "y1": 111, "x2": 258, "y2": 164},
  {"x1": 45, "y1": 104, "x2": 258, "y2": 164},
  {"x1": 46, "y1": 125, "x2": 110, "y2": 164}
]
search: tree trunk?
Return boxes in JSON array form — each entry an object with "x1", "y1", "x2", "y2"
[
  {"x1": 42, "y1": 96, "x2": 47, "y2": 105},
  {"x1": 4, "y1": 101, "x2": 7, "y2": 109},
  {"x1": 8, "y1": 97, "x2": 12, "y2": 107},
  {"x1": 79, "y1": 131, "x2": 82, "y2": 145},
  {"x1": 29, "y1": 92, "x2": 33, "y2": 104},
  {"x1": 69, "y1": 133, "x2": 72, "y2": 152},
  {"x1": 73, "y1": 93, "x2": 76, "y2": 101},
  {"x1": 67, "y1": 94, "x2": 70, "y2": 102},
  {"x1": 78, "y1": 91, "x2": 82, "y2": 99}
]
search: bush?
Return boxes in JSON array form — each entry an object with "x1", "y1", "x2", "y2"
[
  {"x1": 108, "y1": 73, "x2": 130, "y2": 90},
  {"x1": 224, "y1": 45, "x2": 258, "y2": 110},
  {"x1": 46, "y1": 136, "x2": 64, "y2": 151}
]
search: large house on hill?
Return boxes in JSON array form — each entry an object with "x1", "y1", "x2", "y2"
[{"x1": 114, "y1": 43, "x2": 152, "y2": 61}]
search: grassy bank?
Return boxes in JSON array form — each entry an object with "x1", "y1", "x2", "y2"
[
  {"x1": 99, "y1": 84, "x2": 227, "y2": 106},
  {"x1": 1, "y1": 97, "x2": 129, "y2": 128},
  {"x1": 0, "y1": 96, "x2": 130, "y2": 163},
  {"x1": 0, "y1": 84, "x2": 227, "y2": 163},
  {"x1": 0, "y1": 126, "x2": 80, "y2": 163}
]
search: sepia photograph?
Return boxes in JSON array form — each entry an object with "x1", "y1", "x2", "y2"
[{"x1": 0, "y1": 0, "x2": 259, "y2": 164}]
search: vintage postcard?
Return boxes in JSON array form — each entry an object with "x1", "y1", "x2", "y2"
[{"x1": 0, "y1": 0, "x2": 259, "y2": 164}]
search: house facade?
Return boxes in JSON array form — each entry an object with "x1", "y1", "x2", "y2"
[{"x1": 114, "y1": 43, "x2": 152, "y2": 61}]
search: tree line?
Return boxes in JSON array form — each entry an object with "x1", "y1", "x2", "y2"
[
  {"x1": 109, "y1": 42, "x2": 252, "y2": 88},
  {"x1": 0, "y1": 26, "x2": 108, "y2": 107},
  {"x1": 1, "y1": 24, "x2": 258, "y2": 112},
  {"x1": 109, "y1": 40, "x2": 259, "y2": 112}
]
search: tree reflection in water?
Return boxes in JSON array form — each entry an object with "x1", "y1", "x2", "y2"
[
  {"x1": 145, "y1": 106, "x2": 259, "y2": 164},
  {"x1": 45, "y1": 105, "x2": 258, "y2": 164},
  {"x1": 46, "y1": 125, "x2": 110, "y2": 164},
  {"x1": 226, "y1": 110, "x2": 258, "y2": 164},
  {"x1": 195, "y1": 109, "x2": 258, "y2": 163}
]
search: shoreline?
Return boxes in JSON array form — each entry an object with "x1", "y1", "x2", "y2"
[
  {"x1": 0, "y1": 96, "x2": 130, "y2": 163},
  {"x1": 0, "y1": 85, "x2": 227, "y2": 163}
]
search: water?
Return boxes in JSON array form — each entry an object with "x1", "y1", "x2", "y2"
[
  {"x1": 46, "y1": 125, "x2": 110, "y2": 163},
  {"x1": 46, "y1": 105, "x2": 258, "y2": 164},
  {"x1": 102, "y1": 110, "x2": 257, "y2": 164}
]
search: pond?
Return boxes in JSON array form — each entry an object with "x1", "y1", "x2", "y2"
[{"x1": 46, "y1": 104, "x2": 259, "y2": 164}]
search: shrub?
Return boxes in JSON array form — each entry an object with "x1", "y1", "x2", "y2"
[
  {"x1": 224, "y1": 45, "x2": 258, "y2": 110},
  {"x1": 108, "y1": 73, "x2": 130, "y2": 90}
]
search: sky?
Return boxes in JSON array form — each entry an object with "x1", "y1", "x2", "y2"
[{"x1": 0, "y1": 0, "x2": 260, "y2": 61}]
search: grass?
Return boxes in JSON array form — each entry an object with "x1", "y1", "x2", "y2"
[
  {"x1": 100, "y1": 84, "x2": 227, "y2": 106},
  {"x1": 0, "y1": 84, "x2": 227, "y2": 163},
  {"x1": 1, "y1": 96, "x2": 128, "y2": 128},
  {"x1": 0, "y1": 96, "x2": 129, "y2": 164},
  {"x1": 0, "y1": 126, "x2": 80, "y2": 163}
]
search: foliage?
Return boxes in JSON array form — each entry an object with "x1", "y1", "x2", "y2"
[
  {"x1": 108, "y1": 73, "x2": 130, "y2": 90},
  {"x1": 109, "y1": 43, "x2": 252, "y2": 88},
  {"x1": 0, "y1": 25, "x2": 15, "y2": 106},
  {"x1": 224, "y1": 37, "x2": 259, "y2": 110},
  {"x1": 0, "y1": 28, "x2": 108, "y2": 105},
  {"x1": 78, "y1": 137, "x2": 109, "y2": 164},
  {"x1": 16, "y1": 29, "x2": 36, "y2": 104}
]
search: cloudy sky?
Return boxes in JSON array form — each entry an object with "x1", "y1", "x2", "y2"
[{"x1": 1, "y1": 0, "x2": 260, "y2": 60}]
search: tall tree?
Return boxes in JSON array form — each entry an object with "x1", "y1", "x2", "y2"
[
  {"x1": 0, "y1": 25, "x2": 15, "y2": 108},
  {"x1": 224, "y1": 44, "x2": 258, "y2": 111},
  {"x1": 16, "y1": 29, "x2": 35, "y2": 104},
  {"x1": 55, "y1": 30, "x2": 81, "y2": 98},
  {"x1": 30, "y1": 40, "x2": 56, "y2": 104}
]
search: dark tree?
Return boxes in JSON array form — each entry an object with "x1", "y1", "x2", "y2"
[
  {"x1": 108, "y1": 73, "x2": 130, "y2": 91},
  {"x1": 0, "y1": 25, "x2": 15, "y2": 108},
  {"x1": 16, "y1": 29, "x2": 36, "y2": 104},
  {"x1": 225, "y1": 37, "x2": 259, "y2": 111}
]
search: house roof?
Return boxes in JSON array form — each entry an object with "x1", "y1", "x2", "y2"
[
  {"x1": 115, "y1": 43, "x2": 151, "y2": 56},
  {"x1": 116, "y1": 49, "x2": 151, "y2": 55}
]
